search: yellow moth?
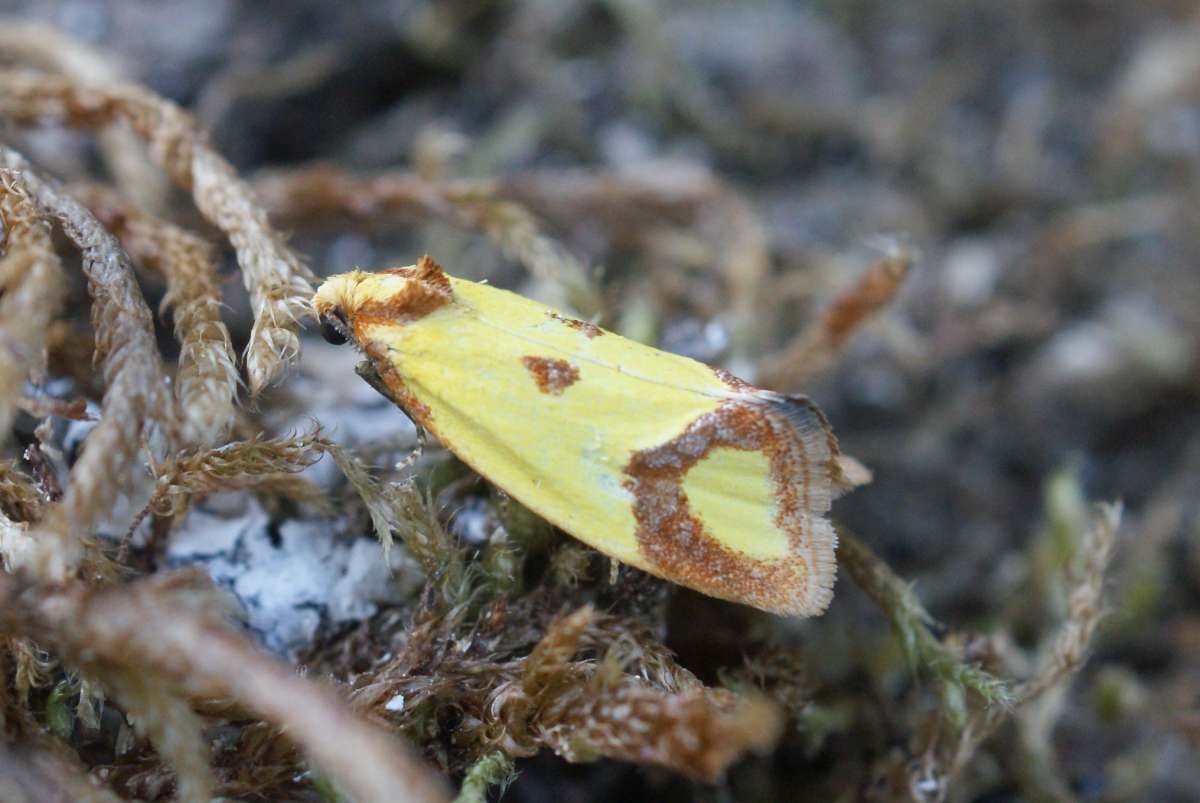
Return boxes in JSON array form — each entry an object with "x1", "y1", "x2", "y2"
[{"x1": 313, "y1": 257, "x2": 848, "y2": 616}]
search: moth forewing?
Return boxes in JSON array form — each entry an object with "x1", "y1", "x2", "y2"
[{"x1": 313, "y1": 258, "x2": 844, "y2": 616}]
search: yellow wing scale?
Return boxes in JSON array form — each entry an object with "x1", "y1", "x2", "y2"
[{"x1": 313, "y1": 261, "x2": 842, "y2": 615}]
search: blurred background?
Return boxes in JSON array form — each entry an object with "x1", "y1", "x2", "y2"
[{"x1": 3, "y1": 1, "x2": 1198, "y2": 801}]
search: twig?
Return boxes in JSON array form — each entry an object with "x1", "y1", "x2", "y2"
[{"x1": 757, "y1": 243, "x2": 912, "y2": 391}]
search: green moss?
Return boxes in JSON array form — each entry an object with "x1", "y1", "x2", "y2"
[
  {"x1": 455, "y1": 751, "x2": 517, "y2": 803},
  {"x1": 44, "y1": 681, "x2": 73, "y2": 740}
]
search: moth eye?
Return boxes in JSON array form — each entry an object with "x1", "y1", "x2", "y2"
[{"x1": 319, "y1": 311, "x2": 349, "y2": 345}]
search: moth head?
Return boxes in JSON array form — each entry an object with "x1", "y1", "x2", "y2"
[
  {"x1": 312, "y1": 271, "x2": 362, "y2": 346},
  {"x1": 312, "y1": 258, "x2": 454, "y2": 347}
]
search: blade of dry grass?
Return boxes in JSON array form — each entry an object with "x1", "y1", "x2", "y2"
[
  {"x1": 0, "y1": 571, "x2": 452, "y2": 803},
  {"x1": 756, "y1": 242, "x2": 912, "y2": 391},
  {"x1": 0, "y1": 148, "x2": 175, "y2": 542},
  {"x1": 0, "y1": 170, "x2": 66, "y2": 441},
  {"x1": 73, "y1": 184, "x2": 238, "y2": 446},
  {"x1": 0, "y1": 68, "x2": 314, "y2": 393}
]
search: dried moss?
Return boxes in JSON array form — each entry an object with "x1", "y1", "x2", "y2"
[{"x1": 0, "y1": 8, "x2": 1164, "y2": 802}]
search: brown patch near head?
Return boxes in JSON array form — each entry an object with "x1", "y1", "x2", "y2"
[
  {"x1": 353, "y1": 257, "x2": 453, "y2": 328},
  {"x1": 522, "y1": 356, "x2": 580, "y2": 395},
  {"x1": 549, "y1": 312, "x2": 604, "y2": 339},
  {"x1": 384, "y1": 255, "x2": 453, "y2": 293},
  {"x1": 622, "y1": 399, "x2": 835, "y2": 615}
]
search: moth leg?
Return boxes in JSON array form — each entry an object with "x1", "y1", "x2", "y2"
[
  {"x1": 355, "y1": 359, "x2": 405, "y2": 407},
  {"x1": 356, "y1": 359, "x2": 427, "y2": 472}
]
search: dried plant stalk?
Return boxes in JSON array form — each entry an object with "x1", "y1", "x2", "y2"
[
  {"x1": 947, "y1": 504, "x2": 1122, "y2": 778},
  {"x1": 190, "y1": 147, "x2": 313, "y2": 394},
  {"x1": 255, "y1": 165, "x2": 600, "y2": 316},
  {"x1": 0, "y1": 171, "x2": 65, "y2": 441},
  {"x1": 531, "y1": 679, "x2": 780, "y2": 780},
  {"x1": 110, "y1": 674, "x2": 216, "y2": 802},
  {"x1": 0, "y1": 740, "x2": 126, "y2": 803},
  {"x1": 5, "y1": 635, "x2": 51, "y2": 706},
  {"x1": 0, "y1": 148, "x2": 174, "y2": 540},
  {"x1": 0, "y1": 633, "x2": 53, "y2": 736},
  {"x1": 0, "y1": 68, "x2": 314, "y2": 393},
  {"x1": 0, "y1": 572, "x2": 451, "y2": 803},
  {"x1": 148, "y1": 430, "x2": 326, "y2": 517},
  {"x1": 0, "y1": 19, "x2": 124, "y2": 80},
  {"x1": 756, "y1": 243, "x2": 912, "y2": 391},
  {"x1": 0, "y1": 19, "x2": 170, "y2": 212},
  {"x1": 486, "y1": 607, "x2": 782, "y2": 780},
  {"x1": 1016, "y1": 502, "x2": 1121, "y2": 701},
  {"x1": 449, "y1": 185, "x2": 600, "y2": 317},
  {"x1": 73, "y1": 184, "x2": 238, "y2": 445},
  {"x1": 256, "y1": 164, "x2": 773, "y2": 331}
]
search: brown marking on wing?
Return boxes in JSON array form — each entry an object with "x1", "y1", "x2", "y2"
[
  {"x1": 522, "y1": 355, "x2": 580, "y2": 395},
  {"x1": 712, "y1": 367, "x2": 753, "y2": 391},
  {"x1": 622, "y1": 398, "x2": 838, "y2": 616},
  {"x1": 549, "y1": 311, "x2": 604, "y2": 339},
  {"x1": 356, "y1": 256, "x2": 453, "y2": 324}
]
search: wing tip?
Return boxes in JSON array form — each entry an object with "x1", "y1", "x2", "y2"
[
  {"x1": 760, "y1": 392, "x2": 848, "y2": 491},
  {"x1": 748, "y1": 391, "x2": 845, "y2": 616}
]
